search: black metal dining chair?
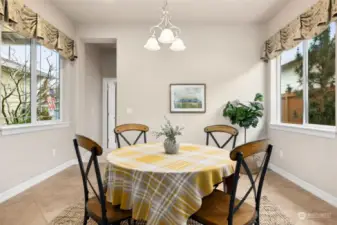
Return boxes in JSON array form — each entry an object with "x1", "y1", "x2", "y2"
[
  {"x1": 114, "y1": 123, "x2": 149, "y2": 148},
  {"x1": 204, "y1": 125, "x2": 239, "y2": 150},
  {"x1": 73, "y1": 134, "x2": 132, "y2": 225},
  {"x1": 192, "y1": 139, "x2": 273, "y2": 225}
]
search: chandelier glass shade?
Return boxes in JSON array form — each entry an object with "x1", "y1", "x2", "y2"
[
  {"x1": 144, "y1": 0, "x2": 186, "y2": 51},
  {"x1": 170, "y1": 37, "x2": 186, "y2": 51},
  {"x1": 144, "y1": 35, "x2": 161, "y2": 51},
  {"x1": 158, "y1": 28, "x2": 175, "y2": 44}
]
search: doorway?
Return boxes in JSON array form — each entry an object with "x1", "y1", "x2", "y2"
[{"x1": 103, "y1": 78, "x2": 117, "y2": 149}]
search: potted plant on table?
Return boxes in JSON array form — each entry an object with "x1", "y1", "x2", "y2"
[
  {"x1": 153, "y1": 117, "x2": 184, "y2": 154},
  {"x1": 223, "y1": 93, "x2": 264, "y2": 143}
]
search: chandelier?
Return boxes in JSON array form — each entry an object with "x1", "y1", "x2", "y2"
[{"x1": 144, "y1": 0, "x2": 186, "y2": 51}]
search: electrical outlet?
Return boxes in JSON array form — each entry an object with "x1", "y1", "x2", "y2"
[
  {"x1": 52, "y1": 149, "x2": 56, "y2": 157},
  {"x1": 279, "y1": 150, "x2": 284, "y2": 159}
]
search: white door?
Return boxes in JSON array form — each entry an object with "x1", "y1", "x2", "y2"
[{"x1": 107, "y1": 80, "x2": 116, "y2": 149}]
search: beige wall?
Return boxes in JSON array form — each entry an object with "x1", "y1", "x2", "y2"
[
  {"x1": 78, "y1": 24, "x2": 267, "y2": 146},
  {"x1": 0, "y1": 1, "x2": 77, "y2": 193},
  {"x1": 83, "y1": 44, "x2": 104, "y2": 144},
  {"x1": 267, "y1": 0, "x2": 337, "y2": 198},
  {"x1": 101, "y1": 48, "x2": 117, "y2": 78},
  {"x1": 74, "y1": 42, "x2": 116, "y2": 151},
  {"x1": 76, "y1": 44, "x2": 116, "y2": 148}
]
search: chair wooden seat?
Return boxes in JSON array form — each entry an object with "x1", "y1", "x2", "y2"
[
  {"x1": 87, "y1": 197, "x2": 132, "y2": 224},
  {"x1": 73, "y1": 135, "x2": 132, "y2": 225},
  {"x1": 192, "y1": 190, "x2": 256, "y2": 225},
  {"x1": 192, "y1": 140, "x2": 273, "y2": 225}
]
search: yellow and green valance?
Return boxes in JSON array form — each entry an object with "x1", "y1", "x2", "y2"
[
  {"x1": 331, "y1": 0, "x2": 337, "y2": 21},
  {"x1": 1, "y1": 0, "x2": 77, "y2": 61},
  {"x1": 262, "y1": 0, "x2": 334, "y2": 61},
  {"x1": 0, "y1": 0, "x2": 4, "y2": 19}
]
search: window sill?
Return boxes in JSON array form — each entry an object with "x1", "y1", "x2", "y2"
[
  {"x1": 0, "y1": 121, "x2": 70, "y2": 136},
  {"x1": 269, "y1": 123, "x2": 336, "y2": 139}
]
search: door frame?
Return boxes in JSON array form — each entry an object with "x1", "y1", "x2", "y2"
[{"x1": 102, "y1": 78, "x2": 117, "y2": 150}]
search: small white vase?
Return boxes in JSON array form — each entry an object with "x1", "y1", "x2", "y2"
[{"x1": 164, "y1": 138, "x2": 179, "y2": 154}]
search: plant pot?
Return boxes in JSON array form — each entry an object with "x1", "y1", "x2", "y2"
[{"x1": 164, "y1": 138, "x2": 179, "y2": 154}]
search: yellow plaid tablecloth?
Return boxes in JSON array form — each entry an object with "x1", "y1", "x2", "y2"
[{"x1": 104, "y1": 143, "x2": 235, "y2": 225}]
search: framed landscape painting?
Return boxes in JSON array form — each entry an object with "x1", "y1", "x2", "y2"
[{"x1": 170, "y1": 84, "x2": 206, "y2": 113}]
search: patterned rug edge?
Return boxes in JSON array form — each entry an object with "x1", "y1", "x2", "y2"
[{"x1": 49, "y1": 196, "x2": 293, "y2": 225}]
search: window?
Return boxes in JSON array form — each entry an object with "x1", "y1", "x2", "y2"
[
  {"x1": 278, "y1": 23, "x2": 336, "y2": 127},
  {"x1": 0, "y1": 29, "x2": 62, "y2": 126},
  {"x1": 36, "y1": 44, "x2": 61, "y2": 121},
  {"x1": 0, "y1": 32, "x2": 31, "y2": 125},
  {"x1": 307, "y1": 25, "x2": 335, "y2": 126},
  {"x1": 280, "y1": 43, "x2": 304, "y2": 124}
]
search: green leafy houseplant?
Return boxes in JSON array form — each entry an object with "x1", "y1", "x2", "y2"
[{"x1": 223, "y1": 93, "x2": 264, "y2": 143}]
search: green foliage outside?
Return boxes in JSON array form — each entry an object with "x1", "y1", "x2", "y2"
[
  {"x1": 223, "y1": 93, "x2": 264, "y2": 143},
  {"x1": 294, "y1": 26, "x2": 336, "y2": 126},
  {"x1": 1, "y1": 66, "x2": 31, "y2": 125},
  {"x1": 37, "y1": 107, "x2": 53, "y2": 121}
]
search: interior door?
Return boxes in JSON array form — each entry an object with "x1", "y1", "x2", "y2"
[{"x1": 107, "y1": 80, "x2": 116, "y2": 149}]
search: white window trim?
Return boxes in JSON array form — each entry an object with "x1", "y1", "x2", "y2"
[
  {"x1": 0, "y1": 26, "x2": 66, "y2": 136},
  {"x1": 270, "y1": 123, "x2": 336, "y2": 139},
  {"x1": 270, "y1": 23, "x2": 337, "y2": 139},
  {"x1": 31, "y1": 39, "x2": 37, "y2": 123},
  {"x1": 0, "y1": 121, "x2": 70, "y2": 136}
]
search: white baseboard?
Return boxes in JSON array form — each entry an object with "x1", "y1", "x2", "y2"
[
  {"x1": 269, "y1": 164, "x2": 337, "y2": 208},
  {"x1": 0, "y1": 159, "x2": 77, "y2": 203}
]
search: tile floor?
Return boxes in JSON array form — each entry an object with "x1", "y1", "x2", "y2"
[{"x1": 0, "y1": 165, "x2": 336, "y2": 225}]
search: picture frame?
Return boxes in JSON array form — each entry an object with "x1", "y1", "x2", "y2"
[{"x1": 170, "y1": 84, "x2": 206, "y2": 113}]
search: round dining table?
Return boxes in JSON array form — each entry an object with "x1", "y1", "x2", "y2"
[{"x1": 104, "y1": 143, "x2": 235, "y2": 225}]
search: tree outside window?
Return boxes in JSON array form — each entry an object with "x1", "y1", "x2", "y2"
[
  {"x1": 280, "y1": 43, "x2": 303, "y2": 124},
  {"x1": 280, "y1": 23, "x2": 336, "y2": 126},
  {"x1": 0, "y1": 32, "x2": 31, "y2": 125},
  {"x1": 0, "y1": 30, "x2": 61, "y2": 125}
]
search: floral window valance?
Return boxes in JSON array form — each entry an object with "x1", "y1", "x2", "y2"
[
  {"x1": 261, "y1": 0, "x2": 334, "y2": 61},
  {"x1": 1, "y1": 0, "x2": 77, "y2": 61},
  {"x1": 0, "y1": 1, "x2": 4, "y2": 19}
]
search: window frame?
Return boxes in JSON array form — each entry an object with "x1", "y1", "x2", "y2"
[
  {"x1": 270, "y1": 23, "x2": 337, "y2": 138},
  {"x1": 0, "y1": 26, "x2": 68, "y2": 135}
]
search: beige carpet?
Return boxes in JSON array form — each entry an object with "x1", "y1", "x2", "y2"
[{"x1": 50, "y1": 196, "x2": 292, "y2": 225}]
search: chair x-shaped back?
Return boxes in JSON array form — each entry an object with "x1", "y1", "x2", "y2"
[
  {"x1": 114, "y1": 124, "x2": 149, "y2": 148},
  {"x1": 205, "y1": 125, "x2": 239, "y2": 150},
  {"x1": 73, "y1": 135, "x2": 132, "y2": 225},
  {"x1": 227, "y1": 140, "x2": 273, "y2": 225},
  {"x1": 73, "y1": 135, "x2": 108, "y2": 224}
]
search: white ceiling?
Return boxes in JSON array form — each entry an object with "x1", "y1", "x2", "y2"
[{"x1": 49, "y1": 0, "x2": 291, "y2": 25}]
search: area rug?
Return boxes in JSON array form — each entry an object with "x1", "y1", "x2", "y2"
[{"x1": 49, "y1": 196, "x2": 293, "y2": 225}]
